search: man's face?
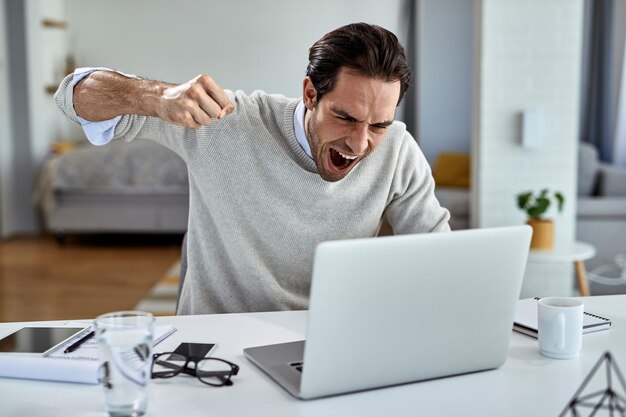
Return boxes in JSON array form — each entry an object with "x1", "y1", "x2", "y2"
[{"x1": 303, "y1": 68, "x2": 401, "y2": 182}]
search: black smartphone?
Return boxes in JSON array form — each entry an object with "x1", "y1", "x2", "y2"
[{"x1": 167, "y1": 342, "x2": 217, "y2": 360}]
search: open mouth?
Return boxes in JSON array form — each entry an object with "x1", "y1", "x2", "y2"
[{"x1": 329, "y1": 148, "x2": 358, "y2": 171}]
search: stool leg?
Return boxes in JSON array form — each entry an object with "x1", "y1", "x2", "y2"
[{"x1": 575, "y1": 260, "x2": 590, "y2": 296}]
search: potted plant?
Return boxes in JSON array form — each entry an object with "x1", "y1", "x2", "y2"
[{"x1": 516, "y1": 189, "x2": 565, "y2": 250}]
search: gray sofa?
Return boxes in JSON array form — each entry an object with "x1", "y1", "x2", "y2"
[
  {"x1": 36, "y1": 139, "x2": 189, "y2": 240},
  {"x1": 435, "y1": 143, "x2": 626, "y2": 279},
  {"x1": 576, "y1": 143, "x2": 626, "y2": 274}
]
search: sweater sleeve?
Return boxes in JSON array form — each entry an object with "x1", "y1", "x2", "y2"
[
  {"x1": 55, "y1": 72, "x2": 88, "y2": 126},
  {"x1": 54, "y1": 71, "x2": 228, "y2": 164},
  {"x1": 385, "y1": 132, "x2": 451, "y2": 234}
]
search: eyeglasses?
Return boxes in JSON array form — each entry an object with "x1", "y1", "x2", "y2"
[{"x1": 151, "y1": 353, "x2": 239, "y2": 387}]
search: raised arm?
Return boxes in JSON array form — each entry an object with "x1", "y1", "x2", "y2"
[{"x1": 74, "y1": 70, "x2": 234, "y2": 129}]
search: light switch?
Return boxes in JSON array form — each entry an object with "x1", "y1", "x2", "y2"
[{"x1": 521, "y1": 108, "x2": 542, "y2": 150}]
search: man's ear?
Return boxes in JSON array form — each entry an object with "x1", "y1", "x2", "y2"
[{"x1": 302, "y1": 77, "x2": 317, "y2": 111}]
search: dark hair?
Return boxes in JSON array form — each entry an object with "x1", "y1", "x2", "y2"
[{"x1": 306, "y1": 23, "x2": 412, "y2": 106}]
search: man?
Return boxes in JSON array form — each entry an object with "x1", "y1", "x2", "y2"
[{"x1": 55, "y1": 22, "x2": 450, "y2": 315}]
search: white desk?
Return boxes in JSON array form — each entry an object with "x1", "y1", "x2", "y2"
[
  {"x1": 1, "y1": 295, "x2": 626, "y2": 417},
  {"x1": 528, "y1": 241, "x2": 596, "y2": 296}
]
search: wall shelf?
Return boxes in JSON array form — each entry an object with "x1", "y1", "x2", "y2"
[{"x1": 41, "y1": 18, "x2": 67, "y2": 29}]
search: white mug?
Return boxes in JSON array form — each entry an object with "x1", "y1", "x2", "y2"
[{"x1": 538, "y1": 297, "x2": 583, "y2": 359}]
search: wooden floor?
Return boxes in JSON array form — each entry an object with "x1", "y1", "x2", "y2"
[{"x1": 0, "y1": 234, "x2": 182, "y2": 323}]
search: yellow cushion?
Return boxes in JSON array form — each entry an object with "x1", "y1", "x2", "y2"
[
  {"x1": 50, "y1": 141, "x2": 80, "y2": 154},
  {"x1": 432, "y1": 152, "x2": 470, "y2": 188}
]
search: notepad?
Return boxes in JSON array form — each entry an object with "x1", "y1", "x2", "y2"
[
  {"x1": 0, "y1": 324, "x2": 177, "y2": 384},
  {"x1": 48, "y1": 324, "x2": 177, "y2": 361},
  {"x1": 513, "y1": 297, "x2": 611, "y2": 338}
]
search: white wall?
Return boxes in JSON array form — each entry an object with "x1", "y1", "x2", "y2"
[
  {"x1": 613, "y1": 0, "x2": 626, "y2": 165},
  {"x1": 1, "y1": 0, "x2": 51, "y2": 236},
  {"x1": 615, "y1": 39, "x2": 626, "y2": 166},
  {"x1": 473, "y1": 0, "x2": 584, "y2": 296},
  {"x1": 25, "y1": 0, "x2": 70, "y2": 166},
  {"x1": 417, "y1": 0, "x2": 473, "y2": 163},
  {"x1": 0, "y1": 1, "x2": 12, "y2": 236},
  {"x1": 0, "y1": 0, "x2": 70, "y2": 236},
  {"x1": 612, "y1": 0, "x2": 626, "y2": 161},
  {"x1": 66, "y1": 0, "x2": 404, "y2": 99}
]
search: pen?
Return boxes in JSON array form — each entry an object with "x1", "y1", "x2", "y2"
[{"x1": 64, "y1": 330, "x2": 95, "y2": 354}]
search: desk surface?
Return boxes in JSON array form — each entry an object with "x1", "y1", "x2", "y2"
[{"x1": 2, "y1": 295, "x2": 626, "y2": 417}]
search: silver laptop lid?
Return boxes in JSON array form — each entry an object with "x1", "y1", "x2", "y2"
[{"x1": 299, "y1": 226, "x2": 531, "y2": 399}]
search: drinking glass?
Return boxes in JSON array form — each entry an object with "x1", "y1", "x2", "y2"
[{"x1": 96, "y1": 311, "x2": 155, "y2": 417}]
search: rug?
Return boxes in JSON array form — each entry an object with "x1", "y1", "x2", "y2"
[{"x1": 134, "y1": 260, "x2": 180, "y2": 316}]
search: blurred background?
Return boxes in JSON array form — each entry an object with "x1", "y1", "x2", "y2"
[{"x1": 1, "y1": 0, "x2": 625, "y2": 322}]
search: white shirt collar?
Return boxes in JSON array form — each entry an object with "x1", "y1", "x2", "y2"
[{"x1": 293, "y1": 100, "x2": 313, "y2": 159}]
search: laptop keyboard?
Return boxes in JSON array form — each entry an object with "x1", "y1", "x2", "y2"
[{"x1": 289, "y1": 361, "x2": 304, "y2": 373}]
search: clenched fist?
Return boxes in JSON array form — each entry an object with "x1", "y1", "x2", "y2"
[{"x1": 158, "y1": 74, "x2": 234, "y2": 128}]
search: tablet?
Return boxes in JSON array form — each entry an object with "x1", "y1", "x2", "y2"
[{"x1": 0, "y1": 327, "x2": 90, "y2": 355}]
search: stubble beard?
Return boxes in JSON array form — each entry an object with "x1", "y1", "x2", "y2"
[{"x1": 306, "y1": 111, "x2": 337, "y2": 182}]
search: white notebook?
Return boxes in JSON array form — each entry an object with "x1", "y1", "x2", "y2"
[
  {"x1": 513, "y1": 297, "x2": 611, "y2": 338},
  {"x1": 0, "y1": 325, "x2": 177, "y2": 384},
  {"x1": 48, "y1": 324, "x2": 177, "y2": 361}
]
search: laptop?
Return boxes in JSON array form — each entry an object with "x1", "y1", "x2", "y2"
[{"x1": 244, "y1": 225, "x2": 532, "y2": 400}]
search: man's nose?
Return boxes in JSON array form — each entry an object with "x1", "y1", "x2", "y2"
[{"x1": 346, "y1": 124, "x2": 369, "y2": 155}]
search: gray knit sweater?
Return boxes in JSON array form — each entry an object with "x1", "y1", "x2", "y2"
[{"x1": 56, "y1": 75, "x2": 450, "y2": 314}]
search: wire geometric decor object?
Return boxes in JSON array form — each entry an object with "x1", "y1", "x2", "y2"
[{"x1": 560, "y1": 351, "x2": 626, "y2": 416}]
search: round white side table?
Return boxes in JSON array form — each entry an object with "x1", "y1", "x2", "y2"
[{"x1": 527, "y1": 241, "x2": 596, "y2": 296}]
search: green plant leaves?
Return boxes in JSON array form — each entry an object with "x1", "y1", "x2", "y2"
[
  {"x1": 527, "y1": 197, "x2": 550, "y2": 219},
  {"x1": 517, "y1": 192, "x2": 532, "y2": 210},
  {"x1": 516, "y1": 189, "x2": 565, "y2": 220},
  {"x1": 555, "y1": 192, "x2": 565, "y2": 212}
]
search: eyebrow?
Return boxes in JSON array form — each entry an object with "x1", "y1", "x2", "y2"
[{"x1": 330, "y1": 106, "x2": 393, "y2": 128}]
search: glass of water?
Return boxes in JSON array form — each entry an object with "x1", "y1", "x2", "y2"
[{"x1": 96, "y1": 311, "x2": 155, "y2": 417}]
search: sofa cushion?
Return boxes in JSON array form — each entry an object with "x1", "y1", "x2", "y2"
[
  {"x1": 434, "y1": 187, "x2": 469, "y2": 230},
  {"x1": 597, "y1": 164, "x2": 626, "y2": 196},
  {"x1": 432, "y1": 153, "x2": 470, "y2": 188},
  {"x1": 51, "y1": 139, "x2": 188, "y2": 189},
  {"x1": 577, "y1": 197, "x2": 626, "y2": 218},
  {"x1": 578, "y1": 143, "x2": 599, "y2": 196}
]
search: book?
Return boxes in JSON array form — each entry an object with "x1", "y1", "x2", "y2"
[{"x1": 513, "y1": 297, "x2": 611, "y2": 338}]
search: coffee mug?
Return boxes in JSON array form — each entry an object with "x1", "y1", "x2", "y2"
[{"x1": 538, "y1": 297, "x2": 583, "y2": 359}]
